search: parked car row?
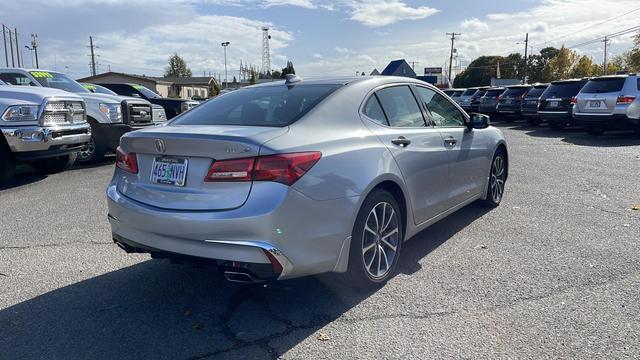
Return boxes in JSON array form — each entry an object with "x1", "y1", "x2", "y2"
[
  {"x1": 0, "y1": 67, "x2": 200, "y2": 184},
  {"x1": 446, "y1": 73, "x2": 640, "y2": 135}
]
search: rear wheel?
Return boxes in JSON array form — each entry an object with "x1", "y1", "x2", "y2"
[
  {"x1": 346, "y1": 189, "x2": 403, "y2": 289},
  {"x1": 30, "y1": 153, "x2": 76, "y2": 174},
  {"x1": 0, "y1": 146, "x2": 16, "y2": 184},
  {"x1": 483, "y1": 149, "x2": 507, "y2": 207}
]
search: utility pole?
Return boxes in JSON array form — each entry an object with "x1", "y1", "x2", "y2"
[
  {"x1": 409, "y1": 61, "x2": 419, "y2": 71},
  {"x1": 8, "y1": 28, "x2": 14, "y2": 67},
  {"x1": 602, "y1": 36, "x2": 610, "y2": 75},
  {"x1": 31, "y1": 34, "x2": 38, "y2": 68},
  {"x1": 14, "y1": 28, "x2": 20, "y2": 67},
  {"x1": 89, "y1": 36, "x2": 97, "y2": 76},
  {"x1": 523, "y1": 33, "x2": 529, "y2": 84},
  {"x1": 221, "y1": 41, "x2": 230, "y2": 89},
  {"x1": 446, "y1": 32, "x2": 461, "y2": 88},
  {"x1": 2, "y1": 25, "x2": 8, "y2": 67}
]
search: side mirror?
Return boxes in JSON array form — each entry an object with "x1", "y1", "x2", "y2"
[{"x1": 468, "y1": 113, "x2": 490, "y2": 129}]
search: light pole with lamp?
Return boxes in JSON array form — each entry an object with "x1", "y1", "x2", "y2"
[{"x1": 221, "y1": 42, "x2": 230, "y2": 89}]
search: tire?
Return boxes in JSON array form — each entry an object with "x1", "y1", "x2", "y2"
[
  {"x1": 75, "y1": 122, "x2": 107, "y2": 164},
  {"x1": 483, "y1": 149, "x2": 507, "y2": 208},
  {"x1": 0, "y1": 146, "x2": 16, "y2": 184},
  {"x1": 586, "y1": 127, "x2": 605, "y2": 136},
  {"x1": 30, "y1": 153, "x2": 76, "y2": 174},
  {"x1": 346, "y1": 189, "x2": 403, "y2": 290}
]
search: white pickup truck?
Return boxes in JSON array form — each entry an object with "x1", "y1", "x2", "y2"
[
  {"x1": 0, "y1": 68, "x2": 159, "y2": 164},
  {"x1": 0, "y1": 80, "x2": 91, "y2": 183}
]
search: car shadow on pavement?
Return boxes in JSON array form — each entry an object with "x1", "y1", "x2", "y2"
[
  {"x1": 0, "y1": 165, "x2": 47, "y2": 191},
  {"x1": 0, "y1": 203, "x2": 492, "y2": 359}
]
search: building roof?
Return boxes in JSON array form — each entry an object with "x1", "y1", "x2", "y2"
[
  {"x1": 77, "y1": 71, "x2": 216, "y2": 86},
  {"x1": 370, "y1": 69, "x2": 381, "y2": 76},
  {"x1": 381, "y1": 59, "x2": 416, "y2": 78},
  {"x1": 151, "y1": 76, "x2": 215, "y2": 85}
]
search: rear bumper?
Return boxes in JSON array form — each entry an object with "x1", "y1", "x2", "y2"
[
  {"x1": 1, "y1": 123, "x2": 91, "y2": 159},
  {"x1": 538, "y1": 111, "x2": 572, "y2": 123},
  {"x1": 573, "y1": 113, "x2": 639, "y2": 129},
  {"x1": 521, "y1": 106, "x2": 538, "y2": 117},
  {"x1": 106, "y1": 180, "x2": 359, "y2": 280},
  {"x1": 497, "y1": 104, "x2": 522, "y2": 115}
]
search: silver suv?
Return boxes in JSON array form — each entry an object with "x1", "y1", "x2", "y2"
[{"x1": 573, "y1": 74, "x2": 640, "y2": 135}]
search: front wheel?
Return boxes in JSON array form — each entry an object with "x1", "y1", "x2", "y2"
[
  {"x1": 30, "y1": 153, "x2": 76, "y2": 174},
  {"x1": 483, "y1": 150, "x2": 507, "y2": 207},
  {"x1": 346, "y1": 189, "x2": 403, "y2": 289}
]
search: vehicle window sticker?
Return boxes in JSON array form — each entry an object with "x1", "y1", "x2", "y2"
[{"x1": 30, "y1": 71, "x2": 53, "y2": 78}]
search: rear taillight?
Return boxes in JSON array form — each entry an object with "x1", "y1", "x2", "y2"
[
  {"x1": 116, "y1": 146, "x2": 138, "y2": 174},
  {"x1": 570, "y1": 96, "x2": 577, "y2": 105},
  {"x1": 205, "y1": 152, "x2": 322, "y2": 186},
  {"x1": 498, "y1": 95, "x2": 503, "y2": 101},
  {"x1": 617, "y1": 95, "x2": 636, "y2": 104}
]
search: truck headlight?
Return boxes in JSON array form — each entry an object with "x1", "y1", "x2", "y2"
[
  {"x1": 2, "y1": 105, "x2": 39, "y2": 122},
  {"x1": 100, "y1": 103, "x2": 122, "y2": 123}
]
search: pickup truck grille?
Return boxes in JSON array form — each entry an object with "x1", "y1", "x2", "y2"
[
  {"x1": 42, "y1": 101, "x2": 86, "y2": 126},
  {"x1": 125, "y1": 103, "x2": 153, "y2": 126}
]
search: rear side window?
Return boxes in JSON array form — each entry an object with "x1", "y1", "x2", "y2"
[
  {"x1": 172, "y1": 84, "x2": 339, "y2": 127},
  {"x1": 363, "y1": 95, "x2": 388, "y2": 125},
  {"x1": 581, "y1": 78, "x2": 626, "y2": 93},
  {"x1": 375, "y1": 86, "x2": 425, "y2": 127},
  {"x1": 543, "y1": 82, "x2": 583, "y2": 98}
]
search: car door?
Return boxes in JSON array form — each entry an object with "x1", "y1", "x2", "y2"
[
  {"x1": 414, "y1": 86, "x2": 490, "y2": 209},
  {"x1": 361, "y1": 84, "x2": 449, "y2": 225}
]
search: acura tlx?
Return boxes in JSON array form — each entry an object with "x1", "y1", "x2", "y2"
[{"x1": 107, "y1": 75, "x2": 508, "y2": 288}]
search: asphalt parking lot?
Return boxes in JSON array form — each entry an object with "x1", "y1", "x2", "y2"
[{"x1": 1, "y1": 124, "x2": 639, "y2": 359}]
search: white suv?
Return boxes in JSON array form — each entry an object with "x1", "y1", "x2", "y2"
[{"x1": 573, "y1": 74, "x2": 640, "y2": 135}]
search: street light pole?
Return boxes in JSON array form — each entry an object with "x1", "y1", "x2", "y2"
[{"x1": 221, "y1": 42, "x2": 230, "y2": 89}]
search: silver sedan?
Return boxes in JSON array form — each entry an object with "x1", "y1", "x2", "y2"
[{"x1": 106, "y1": 75, "x2": 508, "y2": 288}]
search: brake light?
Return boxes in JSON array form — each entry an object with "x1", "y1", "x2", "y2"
[
  {"x1": 205, "y1": 152, "x2": 322, "y2": 185},
  {"x1": 617, "y1": 95, "x2": 636, "y2": 104},
  {"x1": 570, "y1": 96, "x2": 577, "y2": 105},
  {"x1": 116, "y1": 146, "x2": 138, "y2": 174},
  {"x1": 498, "y1": 95, "x2": 503, "y2": 101}
]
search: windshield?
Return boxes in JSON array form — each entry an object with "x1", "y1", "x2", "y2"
[
  {"x1": 83, "y1": 83, "x2": 118, "y2": 95},
  {"x1": 171, "y1": 84, "x2": 340, "y2": 127},
  {"x1": 31, "y1": 71, "x2": 89, "y2": 93},
  {"x1": 543, "y1": 82, "x2": 584, "y2": 98},
  {"x1": 580, "y1": 78, "x2": 626, "y2": 94},
  {"x1": 133, "y1": 85, "x2": 160, "y2": 99},
  {"x1": 525, "y1": 87, "x2": 547, "y2": 98}
]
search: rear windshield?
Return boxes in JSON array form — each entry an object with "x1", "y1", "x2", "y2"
[
  {"x1": 462, "y1": 89, "x2": 477, "y2": 96},
  {"x1": 443, "y1": 90, "x2": 455, "y2": 96},
  {"x1": 473, "y1": 90, "x2": 486, "y2": 97},
  {"x1": 171, "y1": 84, "x2": 340, "y2": 127},
  {"x1": 543, "y1": 82, "x2": 583, "y2": 98},
  {"x1": 580, "y1": 78, "x2": 626, "y2": 93},
  {"x1": 525, "y1": 87, "x2": 547, "y2": 98},
  {"x1": 503, "y1": 87, "x2": 530, "y2": 97},
  {"x1": 485, "y1": 89, "x2": 504, "y2": 97},
  {"x1": 452, "y1": 90, "x2": 464, "y2": 97}
]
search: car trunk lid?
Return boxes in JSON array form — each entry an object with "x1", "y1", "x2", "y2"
[{"x1": 117, "y1": 125, "x2": 288, "y2": 211}]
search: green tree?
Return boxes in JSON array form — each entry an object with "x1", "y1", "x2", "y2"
[
  {"x1": 209, "y1": 79, "x2": 220, "y2": 97},
  {"x1": 281, "y1": 61, "x2": 296, "y2": 78},
  {"x1": 570, "y1": 55, "x2": 596, "y2": 78},
  {"x1": 271, "y1": 69, "x2": 282, "y2": 79},
  {"x1": 528, "y1": 47, "x2": 560, "y2": 82},
  {"x1": 628, "y1": 31, "x2": 640, "y2": 72},
  {"x1": 542, "y1": 46, "x2": 578, "y2": 80},
  {"x1": 164, "y1": 52, "x2": 192, "y2": 78},
  {"x1": 453, "y1": 55, "x2": 521, "y2": 87},
  {"x1": 249, "y1": 70, "x2": 257, "y2": 85}
]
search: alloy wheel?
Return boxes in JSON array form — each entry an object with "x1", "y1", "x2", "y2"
[
  {"x1": 490, "y1": 155, "x2": 506, "y2": 203},
  {"x1": 362, "y1": 201, "x2": 400, "y2": 279},
  {"x1": 77, "y1": 136, "x2": 95, "y2": 162}
]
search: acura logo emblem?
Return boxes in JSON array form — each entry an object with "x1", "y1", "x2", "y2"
[{"x1": 154, "y1": 139, "x2": 166, "y2": 153}]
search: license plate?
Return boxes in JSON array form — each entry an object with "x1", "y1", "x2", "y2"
[
  {"x1": 504, "y1": 99, "x2": 512, "y2": 104},
  {"x1": 588, "y1": 100, "x2": 601, "y2": 108},
  {"x1": 549, "y1": 101, "x2": 559, "y2": 107},
  {"x1": 527, "y1": 100, "x2": 537, "y2": 104},
  {"x1": 151, "y1": 157, "x2": 188, "y2": 187}
]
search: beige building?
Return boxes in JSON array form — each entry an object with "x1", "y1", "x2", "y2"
[{"x1": 77, "y1": 72, "x2": 217, "y2": 99}]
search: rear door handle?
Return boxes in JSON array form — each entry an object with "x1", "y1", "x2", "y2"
[
  {"x1": 444, "y1": 137, "x2": 457, "y2": 147},
  {"x1": 391, "y1": 136, "x2": 411, "y2": 147}
]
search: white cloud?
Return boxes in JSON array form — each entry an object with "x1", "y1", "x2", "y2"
[
  {"x1": 263, "y1": 0, "x2": 316, "y2": 9},
  {"x1": 461, "y1": 18, "x2": 488, "y2": 32},
  {"x1": 347, "y1": 0, "x2": 439, "y2": 27},
  {"x1": 335, "y1": 47, "x2": 351, "y2": 54}
]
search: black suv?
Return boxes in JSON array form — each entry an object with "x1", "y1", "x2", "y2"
[
  {"x1": 496, "y1": 85, "x2": 532, "y2": 122},
  {"x1": 97, "y1": 83, "x2": 200, "y2": 119},
  {"x1": 521, "y1": 83, "x2": 549, "y2": 126},
  {"x1": 467, "y1": 87, "x2": 489, "y2": 113},
  {"x1": 538, "y1": 79, "x2": 589, "y2": 129}
]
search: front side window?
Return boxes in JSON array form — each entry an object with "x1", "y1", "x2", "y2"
[
  {"x1": 415, "y1": 87, "x2": 465, "y2": 127},
  {"x1": 374, "y1": 86, "x2": 425, "y2": 127}
]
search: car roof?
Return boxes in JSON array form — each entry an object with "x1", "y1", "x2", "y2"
[
  {"x1": 550, "y1": 78, "x2": 587, "y2": 84},
  {"x1": 506, "y1": 84, "x2": 532, "y2": 89}
]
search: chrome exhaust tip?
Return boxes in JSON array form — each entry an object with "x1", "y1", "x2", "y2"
[{"x1": 223, "y1": 271, "x2": 263, "y2": 284}]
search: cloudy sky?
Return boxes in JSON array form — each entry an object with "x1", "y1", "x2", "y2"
[{"x1": 1, "y1": 0, "x2": 639, "y2": 80}]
